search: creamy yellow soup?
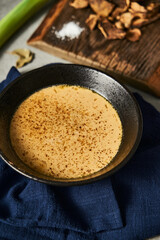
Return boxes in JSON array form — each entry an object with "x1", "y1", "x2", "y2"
[{"x1": 10, "y1": 85, "x2": 122, "y2": 178}]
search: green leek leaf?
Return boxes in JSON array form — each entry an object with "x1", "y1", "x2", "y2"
[{"x1": 0, "y1": 0, "x2": 51, "y2": 48}]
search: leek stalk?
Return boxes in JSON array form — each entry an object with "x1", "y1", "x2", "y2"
[{"x1": 0, "y1": 0, "x2": 50, "y2": 48}]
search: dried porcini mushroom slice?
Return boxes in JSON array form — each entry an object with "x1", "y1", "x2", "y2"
[
  {"x1": 130, "y1": 2, "x2": 147, "y2": 13},
  {"x1": 98, "y1": 19, "x2": 126, "y2": 39},
  {"x1": 70, "y1": 0, "x2": 160, "y2": 42},
  {"x1": 147, "y1": 3, "x2": 155, "y2": 11},
  {"x1": 146, "y1": 2, "x2": 160, "y2": 17},
  {"x1": 8, "y1": 48, "x2": 34, "y2": 68},
  {"x1": 126, "y1": 28, "x2": 141, "y2": 42},
  {"x1": 85, "y1": 14, "x2": 99, "y2": 30},
  {"x1": 89, "y1": 0, "x2": 115, "y2": 17},
  {"x1": 147, "y1": 2, "x2": 160, "y2": 11},
  {"x1": 112, "y1": 0, "x2": 130, "y2": 18},
  {"x1": 119, "y1": 12, "x2": 134, "y2": 28},
  {"x1": 115, "y1": 20, "x2": 124, "y2": 29},
  {"x1": 69, "y1": 0, "x2": 89, "y2": 9},
  {"x1": 132, "y1": 18, "x2": 148, "y2": 27},
  {"x1": 132, "y1": 12, "x2": 160, "y2": 27}
]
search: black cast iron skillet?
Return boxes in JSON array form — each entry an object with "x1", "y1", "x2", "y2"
[{"x1": 0, "y1": 64, "x2": 143, "y2": 186}]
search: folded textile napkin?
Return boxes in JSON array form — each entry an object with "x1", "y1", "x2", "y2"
[{"x1": 0, "y1": 67, "x2": 160, "y2": 240}]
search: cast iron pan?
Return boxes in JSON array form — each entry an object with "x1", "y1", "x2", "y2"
[{"x1": 0, "y1": 64, "x2": 143, "y2": 186}]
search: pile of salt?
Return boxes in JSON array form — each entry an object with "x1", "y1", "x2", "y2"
[{"x1": 55, "y1": 22, "x2": 84, "y2": 40}]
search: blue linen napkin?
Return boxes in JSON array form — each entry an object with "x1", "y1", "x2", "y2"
[{"x1": 0, "y1": 67, "x2": 160, "y2": 240}]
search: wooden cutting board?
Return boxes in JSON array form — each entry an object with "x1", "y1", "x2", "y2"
[{"x1": 28, "y1": 0, "x2": 160, "y2": 97}]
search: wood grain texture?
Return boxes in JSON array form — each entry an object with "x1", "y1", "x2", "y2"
[{"x1": 28, "y1": 0, "x2": 160, "y2": 97}]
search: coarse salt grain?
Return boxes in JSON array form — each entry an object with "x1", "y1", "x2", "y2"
[{"x1": 55, "y1": 22, "x2": 84, "y2": 40}]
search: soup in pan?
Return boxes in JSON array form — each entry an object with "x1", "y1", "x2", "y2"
[{"x1": 10, "y1": 85, "x2": 122, "y2": 178}]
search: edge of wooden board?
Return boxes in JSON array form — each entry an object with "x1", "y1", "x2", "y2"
[
  {"x1": 28, "y1": 0, "x2": 68, "y2": 43},
  {"x1": 28, "y1": 40, "x2": 160, "y2": 97}
]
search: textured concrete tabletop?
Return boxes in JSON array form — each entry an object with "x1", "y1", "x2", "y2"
[{"x1": 0, "y1": 0, "x2": 160, "y2": 112}]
